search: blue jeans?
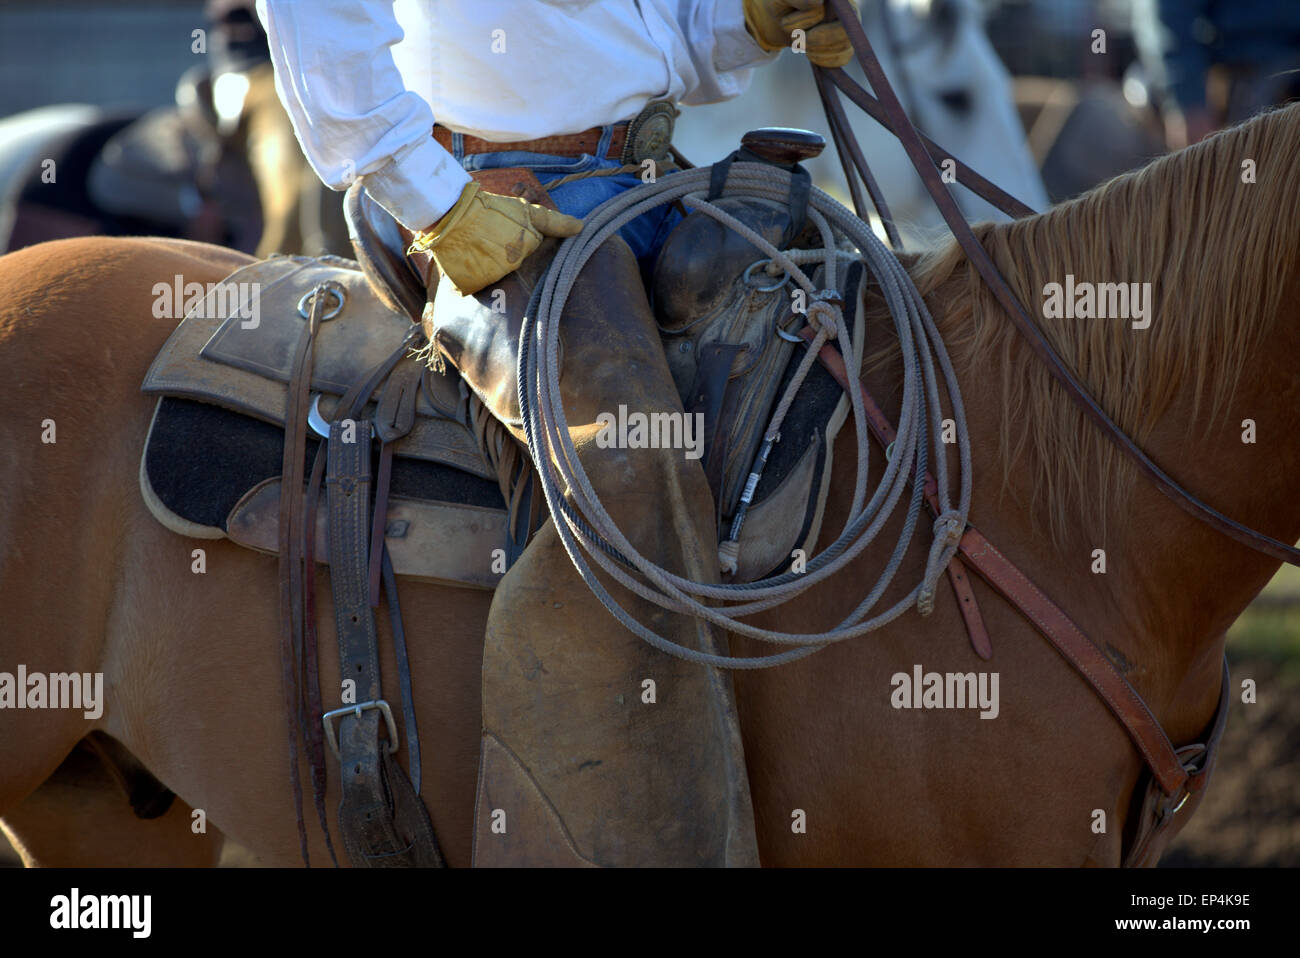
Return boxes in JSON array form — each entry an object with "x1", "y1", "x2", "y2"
[{"x1": 450, "y1": 126, "x2": 683, "y2": 270}]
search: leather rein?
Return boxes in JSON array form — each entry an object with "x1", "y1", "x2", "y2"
[{"x1": 816, "y1": 0, "x2": 1246, "y2": 863}]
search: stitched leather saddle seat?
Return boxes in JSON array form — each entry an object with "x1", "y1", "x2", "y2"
[{"x1": 140, "y1": 246, "x2": 520, "y2": 590}]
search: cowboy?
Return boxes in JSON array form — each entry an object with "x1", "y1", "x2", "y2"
[{"x1": 256, "y1": 0, "x2": 855, "y2": 866}]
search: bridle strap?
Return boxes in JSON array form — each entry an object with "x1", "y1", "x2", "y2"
[
  {"x1": 813, "y1": 66, "x2": 904, "y2": 249},
  {"x1": 1123, "y1": 658, "x2": 1230, "y2": 866},
  {"x1": 823, "y1": 0, "x2": 1300, "y2": 567},
  {"x1": 814, "y1": 68, "x2": 1037, "y2": 221}
]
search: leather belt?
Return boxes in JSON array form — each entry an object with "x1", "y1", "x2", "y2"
[
  {"x1": 434, "y1": 124, "x2": 630, "y2": 161},
  {"x1": 433, "y1": 98, "x2": 678, "y2": 166}
]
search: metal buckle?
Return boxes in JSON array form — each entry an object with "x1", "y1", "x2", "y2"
[
  {"x1": 322, "y1": 699, "x2": 399, "y2": 759},
  {"x1": 621, "y1": 98, "x2": 678, "y2": 166},
  {"x1": 307, "y1": 393, "x2": 378, "y2": 443},
  {"x1": 307, "y1": 393, "x2": 332, "y2": 439}
]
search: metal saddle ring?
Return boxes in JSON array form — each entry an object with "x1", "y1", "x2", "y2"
[
  {"x1": 743, "y1": 258, "x2": 790, "y2": 292},
  {"x1": 308, "y1": 393, "x2": 370, "y2": 440}
]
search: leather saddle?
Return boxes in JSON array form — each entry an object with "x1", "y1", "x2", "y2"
[
  {"x1": 137, "y1": 180, "x2": 557, "y2": 867},
  {"x1": 140, "y1": 135, "x2": 855, "y2": 587},
  {"x1": 651, "y1": 190, "x2": 858, "y2": 579},
  {"x1": 133, "y1": 137, "x2": 857, "y2": 866}
]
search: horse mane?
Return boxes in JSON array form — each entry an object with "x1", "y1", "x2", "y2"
[{"x1": 888, "y1": 102, "x2": 1300, "y2": 543}]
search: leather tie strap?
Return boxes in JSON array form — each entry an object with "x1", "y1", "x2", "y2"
[
  {"x1": 806, "y1": 326, "x2": 1195, "y2": 790},
  {"x1": 278, "y1": 287, "x2": 332, "y2": 867},
  {"x1": 301, "y1": 443, "x2": 335, "y2": 863},
  {"x1": 272, "y1": 324, "x2": 443, "y2": 866},
  {"x1": 368, "y1": 358, "x2": 423, "y2": 606},
  {"x1": 956, "y1": 527, "x2": 1189, "y2": 795},
  {"x1": 803, "y1": 327, "x2": 1219, "y2": 801}
]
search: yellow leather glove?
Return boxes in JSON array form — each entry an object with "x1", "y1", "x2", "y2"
[
  {"x1": 408, "y1": 180, "x2": 584, "y2": 295},
  {"x1": 743, "y1": 0, "x2": 858, "y2": 68}
]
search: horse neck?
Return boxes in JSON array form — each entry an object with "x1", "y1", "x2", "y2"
[
  {"x1": 1112, "y1": 268, "x2": 1300, "y2": 656},
  {"x1": 1056, "y1": 277, "x2": 1300, "y2": 741},
  {"x1": 927, "y1": 143, "x2": 1300, "y2": 733}
]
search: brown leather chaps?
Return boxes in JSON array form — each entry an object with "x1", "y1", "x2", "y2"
[{"x1": 467, "y1": 236, "x2": 760, "y2": 866}]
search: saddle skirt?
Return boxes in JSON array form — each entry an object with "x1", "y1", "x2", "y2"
[{"x1": 140, "y1": 253, "x2": 523, "y2": 590}]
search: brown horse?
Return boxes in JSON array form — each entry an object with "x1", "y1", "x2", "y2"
[{"x1": 2, "y1": 104, "x2": 1298, "y2": 867}]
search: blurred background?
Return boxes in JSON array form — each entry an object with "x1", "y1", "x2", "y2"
[{"x1": 0, "y1": 0, "x2": 1296, "y2": 866}]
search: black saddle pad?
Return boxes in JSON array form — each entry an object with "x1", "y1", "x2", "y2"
[{"x1": 145, "y1": 397, "x2": 505, "y2": 533}]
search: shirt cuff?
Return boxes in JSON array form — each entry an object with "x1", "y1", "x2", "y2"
[
  {"x1": 362, "y1": 134, "x2": 472, "y2": 231},
  {"x1": 712, "y1": 0, "x2": 780, "y2": 74}
]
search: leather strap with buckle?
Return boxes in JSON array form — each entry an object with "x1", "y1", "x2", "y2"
[{"x1": 432, "y1": 98, "x2": 677, "y2": 165}]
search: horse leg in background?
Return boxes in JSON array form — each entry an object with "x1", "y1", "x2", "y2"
[
  {"x1": 240, "y1": 62, "x2": 306, "y2": 258},
  {"x1": 1, "y1": 736, "x2": 223, "y2": 867},
  {"x1": 473, "y1": 237, "x2": 759, "y2": 867}
]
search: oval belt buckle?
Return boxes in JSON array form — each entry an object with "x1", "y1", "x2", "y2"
[{"x1": 622, "y1": 98, "x2": 679, "y2": 168}]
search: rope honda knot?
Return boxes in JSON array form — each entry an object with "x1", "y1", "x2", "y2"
[
  {"x1": 918, "y1": 510, "x2": 966, "y2": 616},
  {"x1": 805, "y1": 298, "x2": 840, "y2": 338}
]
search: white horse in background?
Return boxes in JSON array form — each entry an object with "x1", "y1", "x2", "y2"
[{"x1": 673, "y1": 0, "x2": 1050, "y2": 239}]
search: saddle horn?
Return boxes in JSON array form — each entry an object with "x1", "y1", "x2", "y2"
[{"x1": 739, "y1": 128, "x2": 825, "y2": 167}]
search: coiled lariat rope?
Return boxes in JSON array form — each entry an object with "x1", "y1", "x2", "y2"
[{"x1": 517, "y1": 161, "x2": 972, "y2": 668}]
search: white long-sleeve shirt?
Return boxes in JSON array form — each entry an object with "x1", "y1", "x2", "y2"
[{"x1": 255, "y1": 0, "x2": 775, "y2": 230}]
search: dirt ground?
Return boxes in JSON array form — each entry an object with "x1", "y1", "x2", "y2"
[{"x1": 3, "y1": 653, "x2": 1295, "y2": 868}]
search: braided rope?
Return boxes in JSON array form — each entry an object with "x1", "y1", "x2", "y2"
[{"x1": 517, "y1": 161, "x2": 972, "y2": 668}]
